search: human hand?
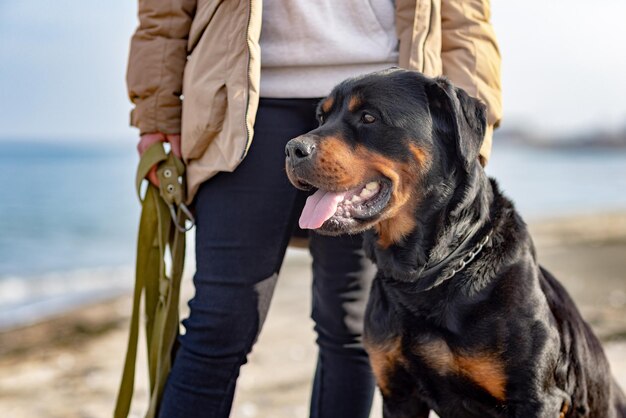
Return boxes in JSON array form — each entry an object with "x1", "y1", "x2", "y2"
[{"x1": 137, "y1": 132, "x2": 182, "y2": 186}]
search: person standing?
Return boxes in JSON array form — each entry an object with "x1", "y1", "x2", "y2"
[{"x1": 126, "y1": 1, "x2": 502, "y2": 417}]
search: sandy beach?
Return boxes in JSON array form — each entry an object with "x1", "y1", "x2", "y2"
[{"x1": 1, "y1": 212, "x2": 625, "y2": 418}]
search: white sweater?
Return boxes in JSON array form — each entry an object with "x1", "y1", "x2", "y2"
[{"x1": 259, "y1": 0, "x2": 399, "y2": 98}]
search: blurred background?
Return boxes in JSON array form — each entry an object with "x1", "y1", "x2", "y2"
[{"x1": 0, "y1": 1, "x2": 625, "y2": 417}]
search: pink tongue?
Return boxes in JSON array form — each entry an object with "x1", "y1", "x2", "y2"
[{"x1": 299, "y1": 189, "x2": 347, "y2": 229}]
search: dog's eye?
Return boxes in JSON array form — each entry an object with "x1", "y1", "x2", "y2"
[
  {"x1": 318, "y1": 114, "x2": 325, "y2": 124},
  {"x1": 361, "y1": 113, "x2": 376, "y2": 124}
]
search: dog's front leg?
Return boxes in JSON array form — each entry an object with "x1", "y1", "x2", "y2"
[
  {"x1": 504, "y1": 400, "x2": 556, "y2": 418},
  {"x1": 382, "y1": 394, "x2": 430, "y2": 418},
  {"x1": 379, "y1": 364, "x2": 430, "y2": 418}
]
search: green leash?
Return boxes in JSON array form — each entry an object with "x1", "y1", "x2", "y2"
[{"x1": 114, "y1": 142, "x2": 194, "y2": 418}]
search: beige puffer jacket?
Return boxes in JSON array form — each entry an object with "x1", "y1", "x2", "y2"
[{"x1": 127, "y1": 0, "x2": 502, "y2": 202}]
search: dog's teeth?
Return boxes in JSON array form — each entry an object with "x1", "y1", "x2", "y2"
[
  {"x1": 365, "y1": 182, "x2": 379, "y2": 191},
  {"x1": 351, "y1": 195, "x2": 362, "y2": 203},
  {"x1": 360, "y1": 182, "x2": 379, "y2": 198}
]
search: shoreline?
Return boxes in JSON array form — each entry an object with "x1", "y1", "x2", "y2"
[
  {"x1": 1, "y1": 211, "x2": 625, "y2": 417},
  {"x1": 0, "y1": 265, "x2": 134, "y2": 331},
  {"x1": 3, "y1": 210, "x2": 625, "y2": 334}
]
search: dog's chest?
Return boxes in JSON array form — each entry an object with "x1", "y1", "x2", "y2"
[
  {"x1": 364, "y1": 279, "x2": 508, "y2": 407},
  {"x1": 412, "y1": 335, "x2": 507, "y2": 402},
  {"x1": 365, "y1": 331, "x2": 507, "y2": 399}
]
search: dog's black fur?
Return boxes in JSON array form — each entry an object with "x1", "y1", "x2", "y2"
[{"x1": 285, "y1": 68, "x2": 626, "y2": 417}]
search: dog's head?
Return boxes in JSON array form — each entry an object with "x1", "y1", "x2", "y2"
[{"x1": 285, "y1": 68, "x2": 487, "y2": 246}]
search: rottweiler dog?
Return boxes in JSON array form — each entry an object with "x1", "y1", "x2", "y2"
[{"x1": 285, "y1": 68, "x2": 626, "y2": 418}]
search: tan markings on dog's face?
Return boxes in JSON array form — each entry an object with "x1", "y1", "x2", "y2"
[
  {"x1": 321, "y1": 97, "x2": 334, "y2": 113},
  {"x1": 364, "y1": 337, "x2": 406, "y2": 397},
  {"x1": 311, "y1": 136, "x2": 366, "y2": 190},
  {"x1": 409, "y1": 143, "x2": 430, "y2": 167},
  {"x1": 310, "y1": 137, "x2": 429, "y2": 244},
  {"x1": 374, "y1": 143, "x2": 431, "y2": 247},
  {"x1": 367, "y1": 143, "x2": 430, "y2": 248},
  {"x1": 414, "y1": 339, "x2": 507, "y2": 402},
  {"x1": 348, "y1": 95, "x2": 362, "y2": 112}
]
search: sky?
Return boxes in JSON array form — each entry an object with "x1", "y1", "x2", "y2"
[{"x1": 0, "y1": 1, "x2": 625, "y2": 142}]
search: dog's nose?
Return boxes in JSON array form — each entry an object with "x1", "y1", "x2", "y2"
[{"x1": 285, "y1": 136, "x2": 316, "y2": 163}]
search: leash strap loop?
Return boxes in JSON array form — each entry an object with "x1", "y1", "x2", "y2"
[{"x1": 114, "y1": 142, "x2": 191, "y2": 418}]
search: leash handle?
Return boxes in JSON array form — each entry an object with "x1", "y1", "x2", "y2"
[
  {"x1": 155, "y1": 148, "x2": 195, "y2": 232},
  {"x1": 136, "y1": 142, "x2": 195, "y2": 231},
  {"x1": 135, "y1": 142, "x2": 167, "y2": 201}
]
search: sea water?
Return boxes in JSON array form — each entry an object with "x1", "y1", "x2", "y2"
[
  {"x1": 0, "y1": 140, "x2": 625, "y2": 329},
  {"x1": 0, "y1": 141, "x2": 139, "y2": 328}
]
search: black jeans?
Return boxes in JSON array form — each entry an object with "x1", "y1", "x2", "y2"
[{"x1": 159, "y1": 98, "x2": 376, "y2": 418}]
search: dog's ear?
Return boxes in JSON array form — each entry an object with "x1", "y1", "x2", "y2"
[{"x1": 425, "y1": 77, "x2": 487, "y2": 169}]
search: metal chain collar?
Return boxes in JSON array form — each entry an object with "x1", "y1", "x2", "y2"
[{"x1": 421, "y1": 231, "x2": 492, "y2": 292}]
